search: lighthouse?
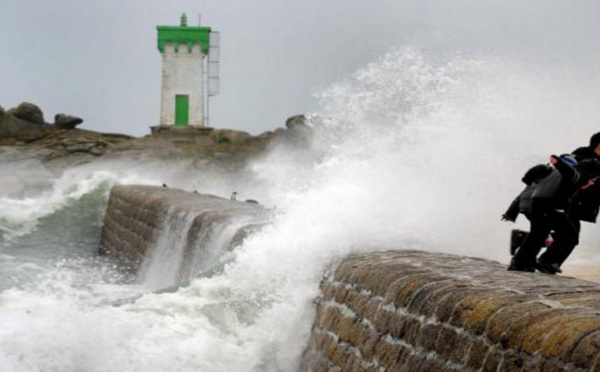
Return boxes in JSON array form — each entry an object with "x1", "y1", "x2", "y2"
[{"x1": 156, "y1": 14, "x2": 216, "y2": 129}]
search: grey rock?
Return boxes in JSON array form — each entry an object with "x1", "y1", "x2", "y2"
[
  {"x1": 12, "y1": 102, "x2": 45, "y2": 124},
  {"x1": 54, "y1": 114, "x2": 83, "y2": 130},
  {"x1": 285, "y1": 114, "x2": 307, "y2": 129},
  {"x1": 0, "y1": 113, "x2": 55, "y2": 143},
  {"x1": 273, "y1": 115, "x2": 313, "y2": 148}
]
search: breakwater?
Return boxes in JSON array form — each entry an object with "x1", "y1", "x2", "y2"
[
  {"x1": 301, "y1": 250, "x2": 600, "y2": 371},
  {"x1": 99, "y1": 185, "x2": 269, "y2": 284},
  {"x1": 99, "y1": 186, "x2": 600, "y2": 370}
]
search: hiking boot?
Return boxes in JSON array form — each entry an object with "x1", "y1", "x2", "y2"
[
  {"x1": 536, "y1": 259, "x2": 560, "y2": 275},
  {"x1": 507, "y1": 258, "x2": 535, "y2": 272},
  {"x1": 510, "y1": 229, "x2": 528, "y2": 256}
]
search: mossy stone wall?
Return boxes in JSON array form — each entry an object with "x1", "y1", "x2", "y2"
[{"x1": 302, "y1": 250, "x2": 600, "y2": 371}]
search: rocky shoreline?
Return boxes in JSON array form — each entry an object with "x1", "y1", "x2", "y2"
[{"x1": 0, "y1": 102, "x2": 311, "y2": 172}]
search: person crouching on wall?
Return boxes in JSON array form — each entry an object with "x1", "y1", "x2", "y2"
[{"x1": 506, "y1": 155, "x2": 600, "y2": 272}]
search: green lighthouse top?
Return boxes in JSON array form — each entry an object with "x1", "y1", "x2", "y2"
[{"x1": 157, "y1": 13, "x2": 211, "y2": 54}]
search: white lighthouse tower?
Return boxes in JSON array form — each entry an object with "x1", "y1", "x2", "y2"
[{"x1": 154, "y1": 14, "x2": 217, "y2": 133}]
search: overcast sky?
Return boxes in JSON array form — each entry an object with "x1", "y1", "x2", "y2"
[{"x1": 1, "y1": 0, "x2": 599, "y2": 136}]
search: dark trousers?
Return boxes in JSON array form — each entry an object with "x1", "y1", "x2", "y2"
[
  {"x1": 539, "y1": 218, "x2": 581, "y2": 266},
  {"x1": 513, "y1": 209, "x2": 579, "y2": 267}
]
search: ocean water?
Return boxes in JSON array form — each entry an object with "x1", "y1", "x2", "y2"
[{"x1": 1, "y1": 46, "x2": 600, "y2": 371}]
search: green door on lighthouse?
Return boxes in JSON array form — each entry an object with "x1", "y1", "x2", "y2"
[{"x1": 175, "y1": 95, "x2": 189, "y2": 126}]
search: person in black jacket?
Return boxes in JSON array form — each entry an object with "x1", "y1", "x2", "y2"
[
  {"x1": 535, "y1": 133, "x2": 600, "y2": 272},
  {"x1": 507, "y1": 155, "x2": 600, "y2": 272}
]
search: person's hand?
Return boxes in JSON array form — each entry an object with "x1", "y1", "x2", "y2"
[{"x1": 501, "y1": 214, "x2": 514, "y2": 222}]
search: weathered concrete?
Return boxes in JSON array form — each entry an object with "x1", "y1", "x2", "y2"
[
  {"x1": 99, "y1": 185, "x2": 269, "y2": 274},
  {"x1": 302, "y1": 250, "x2": 600, "y2": 371}
]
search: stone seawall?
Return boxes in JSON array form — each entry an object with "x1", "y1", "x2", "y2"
[
  {"x1": 99, "y1": 185, "x2": 269, "y2": 274},
  {"x1": 302, "y1": 250, "x2": 600, "y2": 371},
  {"x1": 99, "y1": 187, "x2": 600, "y2": 370}
]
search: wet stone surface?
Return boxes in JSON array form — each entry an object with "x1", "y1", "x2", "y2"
[
  {"x1": 302, "y1": 250, "x2": 600, "y2": 371},
  {"x1": 99, "y1": 185, "x2": 271, "y2": 277}
]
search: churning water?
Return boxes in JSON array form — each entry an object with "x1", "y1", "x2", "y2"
[{"x1": 1, "y1": 46, "x2": 600, "y2": 371}]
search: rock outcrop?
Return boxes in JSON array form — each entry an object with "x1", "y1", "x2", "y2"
[
  {"x1": 285, "y1": 114, "x2": 309, "y2": 130},
  {"x1": 54, "y1": 113, "x2": 83, "y2": 129},
  {"x1": 269, "y1": 114, "x2": 313, "y2": 149},
  {"x1": 1, "y1": 102, "x2": 314, "y2": 172},
  {"x1": 0, "y1": 102, "x2": 88, "y2": 145},
  {"x1": 1, "y1": 108, "x2": 55, "y2": 143},
  {"x1": 0, "y1": 102, "x2": 136, "y2": 168},
  {"x1": 302, "y1": 250, "x2": 600, "y2": 371},
  {"x1": 11, "y1": 102, "x2": 45, "y2": 124}
]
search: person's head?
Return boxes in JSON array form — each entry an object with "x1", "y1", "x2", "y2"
[{"x1": 589, "y1": 132, "x2": 600, "y2": 156}]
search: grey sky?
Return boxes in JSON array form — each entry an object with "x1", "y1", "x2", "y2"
[{"x1": 1, "y1": 0, "x2": 599, "y2": 136}]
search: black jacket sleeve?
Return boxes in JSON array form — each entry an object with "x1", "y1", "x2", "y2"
[{"x1": 504, "y1": 195, "x2": 521, "y2": 222}]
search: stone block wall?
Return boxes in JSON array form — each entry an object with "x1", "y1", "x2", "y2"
[
  {"x1": 100, "y1": 185, "x2": 167, "y2": 270},
  {"x1": 99, "y1": 185, "x2": 268, "y2": 273},
  {"x1": 302, "y1": 250, "x2": 600, "y2": 371}
]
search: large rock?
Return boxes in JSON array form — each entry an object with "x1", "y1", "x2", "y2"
[
  {"x1": 285, "y1": 114, "x2": 308, "y2": 129},
  {"x1": 54, "y1": 113, "x2": 83, "y2": 130},
  {"x1": 11, "y1": 102, "x2": 45, "y2": 124},
  {"x1": 269, "y1": 114, "x2": 313, "y2": 150},
  {"x1": 0, "y1": 110, "x2": 55, "y2": 143}
]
